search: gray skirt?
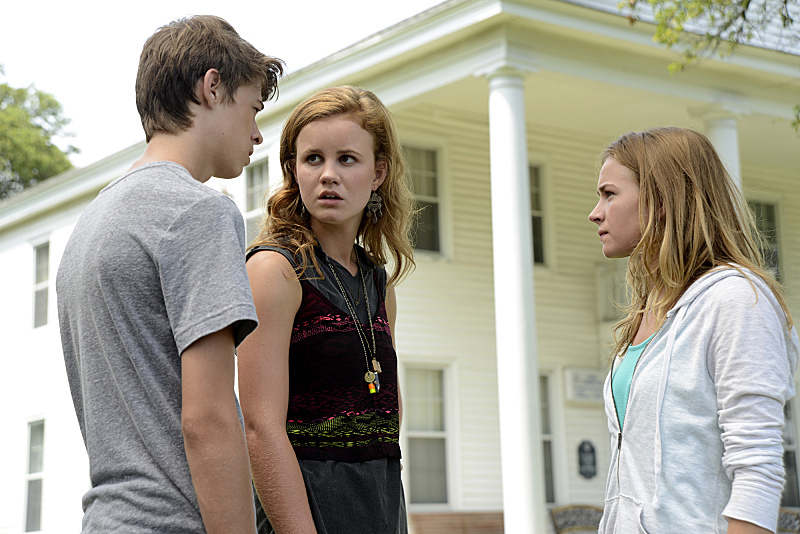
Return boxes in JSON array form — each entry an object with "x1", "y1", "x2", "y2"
[{"x1": 255, "y1": 457, "x2": 408, "y2": 534}]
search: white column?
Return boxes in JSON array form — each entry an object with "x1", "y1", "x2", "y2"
[
  {"x1": 706, "y1": 116, "x2": 742, "y2": 190},
  {"x1": 487, "y1": 67, "x2": 547, "y2": 533},
  {"x1": 692, "y1": 103, "x2": 747, "y2": 191}
]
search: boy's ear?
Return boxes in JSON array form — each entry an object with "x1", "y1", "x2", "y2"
[{"x1": 201, "y1": 68, "x2": 222, "y2": 108}]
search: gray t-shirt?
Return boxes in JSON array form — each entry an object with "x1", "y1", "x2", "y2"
[{"x1": 57, "y1": 161, "x2": 258, "y2": 532}]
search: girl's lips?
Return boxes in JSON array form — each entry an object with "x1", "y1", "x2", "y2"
[{"x1": 318, "y1": 193, "x2": 343, "y2": 206}]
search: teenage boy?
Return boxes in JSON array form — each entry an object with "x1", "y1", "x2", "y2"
[{"x1": 57, "y1": 16, "x2": 283, "y2": 533}]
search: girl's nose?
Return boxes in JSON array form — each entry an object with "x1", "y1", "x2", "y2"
[
  {"x1": 589, "y1": 202, "x2": 602, "y2": 223},
  {"x1": 320, "y1": 163, "x2": 340, "y2": 185}
]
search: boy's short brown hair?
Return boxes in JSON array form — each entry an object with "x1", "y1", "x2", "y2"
[{"x1": 135, "y1": 15, "x2": 284, "y2": 142}]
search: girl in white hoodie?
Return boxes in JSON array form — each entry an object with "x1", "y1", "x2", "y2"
[{"x1": 589, "y1": 127, "x2": 799, "y2": 534}]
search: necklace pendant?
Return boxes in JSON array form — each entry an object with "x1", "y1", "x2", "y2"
[
  {"x1": 373, "y1": 372, "x2": 381, "y2": 393},
  {"x1": 372, "y1": 359, "x2": 382, "y2": 374},
  {"x1": 368, "y1": 382, "x2": 377, "y2": 394},
  {"x1": 364, "y1": 371, "x2": 376, "y2": 383}
]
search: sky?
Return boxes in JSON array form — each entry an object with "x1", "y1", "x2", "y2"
[{"x1": 1, "y1": 0, "x2": 446, "y2": 168}]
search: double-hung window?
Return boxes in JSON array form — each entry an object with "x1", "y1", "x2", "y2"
[
  {"x1": 33, "y1": 242, "x2": 49, "y2": 328},
  {"x1": 540, "y1": 375, "x2": 555, "y2": 504},
  {"x1": 25, "y1": 420, "x2": 44, "y2": 532},
  {"x1": 405, "y1": 367, "x2": 448, "y2": 504},
  {"x1": 245, "y1": 159, "x2": 269, "y2": 243},
  {"x1": 406, "y1": 147, "x2": 440, "y2": 253},
  {"x1": 748, "y1": 200, "x2": 781, "y2": 282},
  {"x1": 530, "y1": 165, "x2": 546, "y2": 265}
]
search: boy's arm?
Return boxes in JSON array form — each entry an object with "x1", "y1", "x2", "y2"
[{"x1": 182, "y1": 326, "x2": 256, "y2": 534}]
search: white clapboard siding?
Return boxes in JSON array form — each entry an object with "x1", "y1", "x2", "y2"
[{"x1": 394, "y1": 105, "x2": 618, "y2": 510}]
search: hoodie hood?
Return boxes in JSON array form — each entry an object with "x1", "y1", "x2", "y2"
[{"x1": 671, "y1": 265, "x2": 772, "y2": 314}]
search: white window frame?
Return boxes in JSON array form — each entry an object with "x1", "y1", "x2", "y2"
[
  {"x1": 32, "y1": 240, "x2": 50, "y2": 329},
  {"x1": 403, "y1": 142, "x2": 450, "y2": 259},
  {"x1": 401, "y1": 359, "x2": 460, "y2": 510},
  {"x1": 25, "y1": 419, "x2": 45, "y2": 532}
]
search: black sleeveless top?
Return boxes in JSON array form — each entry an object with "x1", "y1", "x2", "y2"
[{"x1": 247, "y1": 244, "x2": 400, "y2": 462}]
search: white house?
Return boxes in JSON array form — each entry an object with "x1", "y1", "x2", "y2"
[{"x1": 2, "y1": 0, "x2": 799, "y2": 532}]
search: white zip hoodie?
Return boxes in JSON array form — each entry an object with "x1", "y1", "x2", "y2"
[{"x1": 600, "y1": 267, "x2": 799, "y2": 533}]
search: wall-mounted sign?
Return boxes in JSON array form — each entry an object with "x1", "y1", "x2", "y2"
[{"x1": 565, "y1": 368, "x2": 606, "y2": 404}]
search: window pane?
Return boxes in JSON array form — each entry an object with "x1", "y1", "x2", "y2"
[
  {"x1": 35, "y1": 243, "x2": 49, "y2": 284},
  {"x1": 28, "y1": 421, "x2": 44, "y2": 473},
  {"x1": 543, "y1": 439, "x2": 555, "y2": 504},
  {"x1": 415, "y1": 202, "x2": 440, "y2": 252},
  {"x1": 529, "y1": 166, "x2": 541, "y2": 211},
  {"x1": 539, "y1": 376, "x2": 551, "y2": 435},
  {"x1": 246, "y1": 161, "x2": 269, "y2": 212},
  {"x1": 409, "y1": 438, "x2": 447, "y2": 503},
  {"x1": 245, "y1": 215, "x2": 262, "y2": 245},
  {"x1": 25, "y1": 478, "x2": 42, "y2": 532},
  {"x1": 407, "y1": 147, "x2": 440, "y2": 251},
  {"x1": 532, "y1": 216, "x2": 544, "y2": 264},
  {"x1": 407, "y1": 147, "x2": 438, "y2": 198},
  {"x1": 748, "y1": 200, "x2": 781, "y2": 281},
  {"x1": 406, "y1": 369, "x2": 444, "y2": 432},
  {"x1": 530, "y1": 167, "x2": 544, "y2": 264},
  {"x1": 34, "y1": 288, "x2": 48, "y2": 328}
]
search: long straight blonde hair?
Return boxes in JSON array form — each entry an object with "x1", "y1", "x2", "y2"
[
  {"x1": 604, "y1": 127, "x2": 792, "y2": 359},
  {"x1": 249, "y1": 86, "x2": 416, "y2": 286}
]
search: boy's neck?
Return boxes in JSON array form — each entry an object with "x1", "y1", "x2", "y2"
[{"x1": 131, "y1": 131, "x2": 211, "y2": 183}]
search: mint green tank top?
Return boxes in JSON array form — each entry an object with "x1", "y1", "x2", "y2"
[{"x1": 612, "y1": 334, "x2": 655, "y2": 429}]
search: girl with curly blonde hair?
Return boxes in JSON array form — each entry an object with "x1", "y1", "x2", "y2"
[{"x1": 239, "y1": 86, "x2": 415, "y2": 534}]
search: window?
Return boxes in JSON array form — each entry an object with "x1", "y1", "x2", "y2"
[
  {"x1": 540, "y1": 375, "x2": 555, "y2": 504},
  {"x1": 33, "y1": 242, "x2": 49, "y2": 328},
  {"x1": 245, "y1": 159, "x2": 269, "y2": 243},
  {"x1": 406, "y1": 368, "x2": 447, "y2": 504},
  {"x1": 597, "y1": 263, "x2": 628, "y2": 322},
  {"x1": 406, "y1": 147, "x2": 440, "y2": 252},
  {"x1": 25, "y1": 420, "x2": 44, "y2": 532},
  {"x1": 748, "y1": 200, "x2": 781, "y2": 282},
  {"x1": 783, "y1": 401, "x2": 800, "y2": 507},
  {"x1": 530, "y1": 165, "x2": 545, "y2": 264}
]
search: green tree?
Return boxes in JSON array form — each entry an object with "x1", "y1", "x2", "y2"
[
  {"x1": 0, "y1": 65, "x2": 78, "y2": 200},
  {"x1": 622, "y1": 0, "x2": 800, "y2": 130}
]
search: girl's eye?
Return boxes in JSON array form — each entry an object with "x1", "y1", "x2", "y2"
[
  {"x1": 340, "y1": 155, "x2": 356, "y2": 164},
  {"x1": 307, "y1": 154, "x2": 321, "y2": 163}
]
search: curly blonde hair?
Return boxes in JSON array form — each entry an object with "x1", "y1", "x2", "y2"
[
  {"x1": 604, "y1": 127, "x2": 792, "y2": 359},
  {"x1": 249, "y1": 86, "x2": 416, "y2": 286}
]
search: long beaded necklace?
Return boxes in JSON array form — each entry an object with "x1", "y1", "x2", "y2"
[{"x1": 325, "y1": 249, "x2": 382, "y2": 394}]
